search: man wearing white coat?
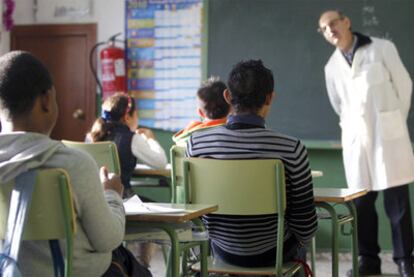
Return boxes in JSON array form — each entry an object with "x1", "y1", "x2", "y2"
[{"x1": 319, "y1": 10, "x2": 414, "y2": 277}]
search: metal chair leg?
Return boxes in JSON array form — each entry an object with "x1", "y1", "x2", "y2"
[{"x1": 310, "y1": 236, "x2": 316, "y2": 277}]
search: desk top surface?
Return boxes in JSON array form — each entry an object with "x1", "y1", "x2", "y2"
[
  {"x1": 126, "y1": 189, "x2": 364, "y2": 223},
  {"x1": 311, "y1": 170, "x2": 323, "y2": 178},
  {"x1": 134, "y1": 163, "x2": 323, "y2": 178},
  {"x1": 126, "y1": 203, "x2": 218, "y2": 223},
  {"x1": 314, "y1": 188, "x2": 367, "y2": 203},
  {"x1": 134, "y1": 164, "x2": 171, "y2": 177}
]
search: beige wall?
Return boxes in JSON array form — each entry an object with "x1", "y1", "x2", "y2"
[{"x1": 0, "y1": 0, "x2": 125, "y2": 55}]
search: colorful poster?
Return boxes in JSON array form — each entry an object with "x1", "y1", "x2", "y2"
[{"x1": 126, "y1": 0, "x2": 203, "y2": 131}]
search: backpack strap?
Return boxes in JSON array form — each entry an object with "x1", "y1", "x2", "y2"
[
  {"x1": 49, "y1": 240, "x2": 64, "y2": 277},
  {"x1": 1, "y1": 170, "x2": 65, "y2": 277},
  {"x1": 0, "y1": 170, "x2": 37, "y2": 275}
]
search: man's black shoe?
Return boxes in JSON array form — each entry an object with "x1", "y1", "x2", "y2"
[
  {"x1": 346, "y1": 268, "x2": 382, "y2": 276},
  {"x1": 396, "y1": 258, "x2": 414, "y2": 277},
  {"x1": 346, "y1": 257, "x2": 381, "y2": 276}
]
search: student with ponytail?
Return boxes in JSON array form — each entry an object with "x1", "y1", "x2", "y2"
[
  {"x1": 87, "y1": 93, "x2": 168, "y2": 199},
  {"x1": 87, "y1": 93, "x2": 167, "y2": 270}
]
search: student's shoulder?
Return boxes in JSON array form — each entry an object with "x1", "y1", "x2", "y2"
[
  {"x1": 267, "y1": 129, "x2": 303, "y2": 146},
  {"x1": 263, "y1": 131, "x2": 309, "y2": 161},
  {"x1": 173, "y1": 121, "x2": 203, "y2": 142},
  {"x1": 189, "y1": 125, "x2": 227, "y2": 140},
  {"x1": 183, "y1": 121, "x2": 204, "y2": 132}
]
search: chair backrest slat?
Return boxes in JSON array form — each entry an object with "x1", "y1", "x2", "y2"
[
  {"x1": 170, "y1": 145, "x2": 186, "y2": 203},
  {"x1": 0, "y1": 169, "x2": 75, "y2": 240},
  {"x1": 0, "y1": 168, "x2": 75, "y2": 276},
  {"x1": 62, "y1": 140, "x2": 121, "y2": 175},
  {"x1": 183, "y1": 158, "x2": 286, "y2": 215}
]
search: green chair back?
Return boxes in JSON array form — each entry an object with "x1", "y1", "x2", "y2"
[
  {"x1": 170, "y1": 145, "x2": 186, "y2": 203},
  {"x1": 62, "y1": 140, "x2": 121, "y2": 175},
  {"x1": 183, "y1": 158, "x2": 286, "y2": 215},
  {"x1": 0, "y1": 168, "x2": 76, "y2": 277},
  {"x1": 183, "y1": 158, "x2": 301, "y2": 276}
]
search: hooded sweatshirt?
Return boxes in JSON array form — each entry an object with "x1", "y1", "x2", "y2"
[{"x1": 0, "y1": 132, "x2": 125, "y2": 277}]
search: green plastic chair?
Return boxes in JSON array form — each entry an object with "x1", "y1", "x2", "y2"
[
  {"x1": 170, "y1": 145, "x2": 186, "y2": 204},
  {"x1": 61, "y1": 140, "x2": 121, "y2": 175},
  {"x1": 182, "y1": 158, "x2": 303, "y2": 276},
  {"x1": 0, "y1": 168, "x2": 76, "y2": 277},
  {"x1": 170, "y1": 145, "x2": 214, "y2": 276},
  {"x1": 63, "y1": 140, "x2": 170, "y2": 202},
  {"x1": 63, "y1": 141, "x2": 204, "y2": 276}
]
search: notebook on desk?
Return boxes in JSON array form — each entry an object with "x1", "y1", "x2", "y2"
[{"x1": 124, "y1": 195, "x2": 184, "y2": 215}]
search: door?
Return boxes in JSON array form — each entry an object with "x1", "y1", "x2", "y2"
[{"x1": 11, "y1": 24, "x2": 97, "y2": 141}]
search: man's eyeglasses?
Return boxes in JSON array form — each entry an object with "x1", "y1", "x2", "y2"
[{"x1": 317, "y1": 17, "x2": 343, "y2": 34}]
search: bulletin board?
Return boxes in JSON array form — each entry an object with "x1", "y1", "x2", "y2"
[{"x1": 126, "y1": 0, "x2": 204, "y2": 131}]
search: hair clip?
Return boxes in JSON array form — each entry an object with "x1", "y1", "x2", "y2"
[
  {"x1": 125, "y1": 96, "x2": 133, "y2": 116},
  {"x1": 101, "y1": 110, "x2": 113, "y2": 121}
]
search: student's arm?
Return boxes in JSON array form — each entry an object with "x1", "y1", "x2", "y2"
[
  {"x1": 69, "y1": 151, "x2": 125, "y2": 252},
  {"x1": 284, "y1": 141, "x2": 318, "y2": 244},
  {"x1": 131, "y1": 131, "x2": 168, "y2": 169},
  {"x1": 100, "y1": 166, "x2": 124, "y2": 196}
]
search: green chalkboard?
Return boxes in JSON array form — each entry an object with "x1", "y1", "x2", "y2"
[{"x1": 207, "y1": 0, "x2": 414, "y2": 140}]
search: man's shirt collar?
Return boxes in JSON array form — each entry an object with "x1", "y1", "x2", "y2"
[
  {"x1": 342, "y1": 35, "x2": 358, "y2": 65},
  {"x1": 226, "y1": 114, "x2": 266, "y2": 129}
]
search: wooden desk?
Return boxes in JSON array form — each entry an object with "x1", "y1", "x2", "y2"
[
  {"x1": 135, "y1": 164, "x2": 324, "y2": 179},
  {"x1": 314, "y1": 188, "x2": 367, "y2": 203},
  {"x1": 313, "y1": 188, "x2": 367, "y2": 277},
  {"x1": 312, "y1": 170, "x2": 323, "y2": 178},
  {"x1": 134, "y1": 164, "x2": 171, "y2": 177},
  {"x1": 126, "y1": 203, "x2": 217, "y2": 277},
  {"x1": 126, "y1": 203, "x2": 218, "y2": 222}
]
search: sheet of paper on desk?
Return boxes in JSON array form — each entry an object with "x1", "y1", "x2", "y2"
[
  {"x1": 124, "y1": 195, "x2": 185, "y2": 214},
  {"x1": 135, "y1": 163, "x2": 171, "y2": 170}
]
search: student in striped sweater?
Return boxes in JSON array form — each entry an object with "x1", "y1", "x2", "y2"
[{"x1": 187, "y1": 59, "x2": 318, "y2": 267}]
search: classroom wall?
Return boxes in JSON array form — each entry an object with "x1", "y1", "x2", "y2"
[{"x1": 0, "y1": 0, "x2": 125, "y2": 55}]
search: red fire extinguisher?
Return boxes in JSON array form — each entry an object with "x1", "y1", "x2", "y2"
[{"x1": 90, "y1": 33, "x2": 127, "y2": 100}]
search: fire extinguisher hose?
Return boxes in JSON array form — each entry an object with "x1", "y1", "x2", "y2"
[
  {"x1": 89, "y1": 33, "x2": 125, "y2": 97},
  {"x1": 89, "y1": 41, "x2": 106, "y2": 96}
]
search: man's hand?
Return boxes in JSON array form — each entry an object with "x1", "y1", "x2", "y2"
[{"x1": 100, "y1": 166, "x2": 124, "y2": 197}]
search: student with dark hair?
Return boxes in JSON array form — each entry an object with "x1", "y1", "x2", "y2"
[
  {"x1": 173, "y1": 76, "x2": 229, "y2": 145},
  {"x1": 0, "y1": 51, "x2": 150, "y2": 276},
  {"x1": 187, "y1": 59, "x2": 317, "y2": 268},
  {"x1": 87, "y1": 93, "x2": 167, "y2": 199}
]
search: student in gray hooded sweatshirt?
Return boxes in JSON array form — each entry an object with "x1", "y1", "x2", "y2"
[{"x1": 0, "y1": 51, "x2": 127, "y2": 277}]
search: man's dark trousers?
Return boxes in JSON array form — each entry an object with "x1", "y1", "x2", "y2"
[{"x1": 354, "y1": 184, "x2": 413, "y2": 262}]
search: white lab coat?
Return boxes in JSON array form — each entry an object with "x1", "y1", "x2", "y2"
[{"x1": 324, "y1": 36, "x2": 414, "y2": 191}]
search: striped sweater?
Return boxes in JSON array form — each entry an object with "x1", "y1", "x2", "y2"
[{"x1": 186, "y1": 123, "x2": 317, "y2": 257}]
